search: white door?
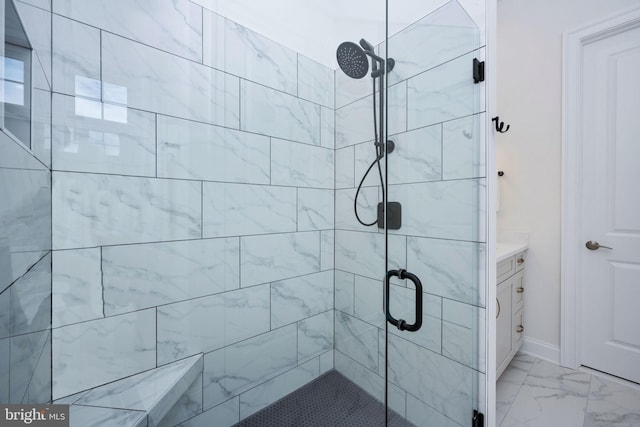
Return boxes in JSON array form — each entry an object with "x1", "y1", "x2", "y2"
[{"x1": 580, "y1": 21, "x2": 640, "y2": 384}]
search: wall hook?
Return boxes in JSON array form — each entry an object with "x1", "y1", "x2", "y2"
[{"x1": 492, "y1": 116, "x2": 510, "y2": 133}]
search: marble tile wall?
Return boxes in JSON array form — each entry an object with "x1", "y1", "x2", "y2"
[
  {"x1": 333, "y1": 0, "x2": 487, "y2": 424},
  {"x1": 0, "y1": 153, "x2": 51, "y2": 293},
  {"x1": 0, "y1": 0, "x2": 54, "y2": 405},
  {"x1": 2, "y1": 0, "x2": 490, "y2": 422},
  {"x1": 0, "y1": 250, "x2": 52, "y2": 404},
  {"x1": 46, "y1": 3, "x2": 335, "y2": 423},
  {"x1": 0, "y1": 159, "x2": 51, "y2": 397}
]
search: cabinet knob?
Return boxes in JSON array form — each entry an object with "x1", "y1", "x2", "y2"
[
  {"x1": 517, "y1": 257, "x2": 525, "y2": 264},
  {"x1": 516, "y1": 325, "x2": 524, "y2": 333},
  {"x1": 517, "y1": 286, "x2": 524, "y2": 293},
  {"x1": 496, "y1": 298, "x2": 501, "y2": 319}
]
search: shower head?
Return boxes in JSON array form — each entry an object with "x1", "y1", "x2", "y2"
[
  {"x1": 336, "y1": 41, "x2": 369, "y2": 79},
  {"x1": 359, "y1": 38, "x2": 375, "y2": 53}
]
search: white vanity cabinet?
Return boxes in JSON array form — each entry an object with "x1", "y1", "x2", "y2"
[{"x1": 496, "y1": 248, "x2": 527, "y2": 379}]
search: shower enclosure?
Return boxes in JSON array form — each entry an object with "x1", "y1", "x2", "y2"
[{"x1": 0, "y1": 0, "x2": 488, "y2": 425}]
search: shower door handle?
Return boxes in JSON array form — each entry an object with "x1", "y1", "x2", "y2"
[{"x1": 385, "y1": 269, "x2": 423, "y2": 332}]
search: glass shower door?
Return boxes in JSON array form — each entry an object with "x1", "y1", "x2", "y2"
[{"x1": 383, "y1": 1, "x2": 486, "y2": 425}]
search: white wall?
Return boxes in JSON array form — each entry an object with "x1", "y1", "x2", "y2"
[
  {"x1": 497, "y1": 0, "x2": 639, "y2": 353},
  {"x1": 193, "y1": 0, "x2": 485, "y2": 67}
]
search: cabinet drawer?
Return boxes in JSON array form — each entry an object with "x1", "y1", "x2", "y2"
[
  {"x1": 515, "y1": 251, "x2": 526, "y2": 272},
  {"x1": 512, "y1": 270, "x2": 525, "y2": 312},
  {"x1": 497, "y1": 256, "x2": 515, "y2": 283},
  {"x1": 513, "y1": 307, "x2": 524, "y2": 348}
]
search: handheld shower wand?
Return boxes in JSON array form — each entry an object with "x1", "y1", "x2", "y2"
[{"x1": 336, "y1": 39, "x2": 399, "y2": 229}]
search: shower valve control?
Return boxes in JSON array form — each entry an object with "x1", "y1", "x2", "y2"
[{"x1": 377, "y1": 201, "x2": 402, "y2": 230}]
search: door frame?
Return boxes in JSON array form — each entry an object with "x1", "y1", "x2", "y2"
[{"x1": 560, "y1": 4, "x2": 640, "y2": 370}]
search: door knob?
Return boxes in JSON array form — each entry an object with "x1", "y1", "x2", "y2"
[{"x1": 585, "y1": 240, "x2": 613, "y2": 250}]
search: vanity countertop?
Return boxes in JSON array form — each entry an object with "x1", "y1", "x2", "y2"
[{"x1": 496, "y1": 242, "x2": 528, "y2": 262}]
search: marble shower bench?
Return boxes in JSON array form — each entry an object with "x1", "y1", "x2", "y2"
[{"x1": 55, "y1": 354, "x2": 203, "y2": 427}]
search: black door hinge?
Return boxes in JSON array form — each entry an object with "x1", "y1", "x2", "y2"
[
  {"x1": 472, "y1": 410, "x2": 484, "y2": 427},
  {"x1": 473, "y1": 58, "x2": 485, "y2": 83}
]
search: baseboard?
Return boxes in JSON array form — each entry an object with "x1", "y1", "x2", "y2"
[{"x1": 520, "y1": 336, "x2": 561, "y2": 365}]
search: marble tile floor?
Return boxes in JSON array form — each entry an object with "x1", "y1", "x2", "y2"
[
  {"x1": 235, "y1": 370, "x2": 413, "y2": 427},
  {"x1": 497, "y1": 352, "x2": 640, "y2": 427}
]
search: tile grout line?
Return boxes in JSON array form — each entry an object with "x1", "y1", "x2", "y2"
[
  {"x1": 352, "y1": 145, "x2": 356, "y2": 188},
  {"x1": 405, "y1": 79, "x2": 409, "y2": 132},
  {"x1": 318, "y1": 228, "x2": 321, "y2": 270},
  {"x1": 50, "y1": 11, "x2": 335, "y2": 109},
  {"x1": 296, "y1": 187, "x2": 299, "y2": 233},
  {"x1": 48, "y1": 91, "x2": 334, "y2": 150},
  {"x1": 99, "y1": 29, "x2": 103, "y2": 98},
  {"x1": 200, "y1": 371, "x2": 204, "y2": 421},
  {"x1": 51, "y1": 167, "x2": 336, "y2": 190},
  {"x1": 100, "y1": 247, "x2": 105, "y2": 318},
  {"x1": 154, "y1": 114, "x2": 158, "y2": 178},
  {"x1": 269, "y1": 138, "x2": 272, "y2": 185},
  {"x1": 268, "y1": 281, "x2": 272, "y2": 332},
  {"x1": 440, "y1": 296, "x2": 444, "y2": 357},
  {"x1": 583, "y1": 373, "x2": 595, "y2": 426},
  {"x1": 499, "y1": 356, "x2": 537, "y2": 425},
  {"x1": 54, "y1": 229, "x2": 336, "y2": 259},
  {"x1": 296, "y1": 53, "x2": 299, "y2": 97},
  {"x1": 440, "y1": 123, "x2": 444, "y2": 181},
  {"x1": 332, "y1": 71, "x2": 337, "y2": 364},
  {"x1": 200, "y1": 181, "x2": 204, "y2": 239},
  {"x1": 49, "y1": 165, "x2": 481, "y2": 191}
]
